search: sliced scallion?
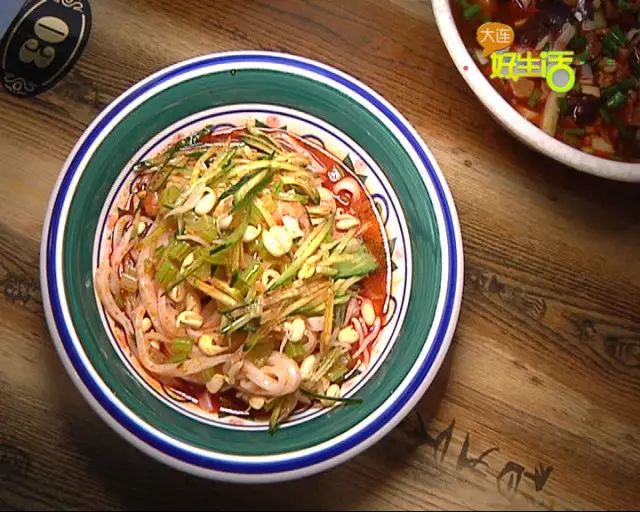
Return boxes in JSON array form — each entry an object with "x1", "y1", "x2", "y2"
[
  {"x1": 168, "y1": 337, "x2": 193, "y2": 363},
  {"x1": 463, "y1": 4, "x2": 481, "y2": 19},
  {"x1": 528, "y1": 88, "x2": 542, "y2": 109},
  {"x1": 301, "y1": 389, "x2": 363, "y2": 405},
  {"x1": 605, "y1": 91, "x2": 627, "y2": 110},
  {"x1": 600, "y1": 107, "x2": 612, "y2": 124}
]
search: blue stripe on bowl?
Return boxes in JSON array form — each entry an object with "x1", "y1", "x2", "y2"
[{"x1": 45, "y1": 52, "x2": 460, "y2": 475}]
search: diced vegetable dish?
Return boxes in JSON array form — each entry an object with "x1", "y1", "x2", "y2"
[{"x1": 453, "y1": 0, "x2": 640, "y2": 161}]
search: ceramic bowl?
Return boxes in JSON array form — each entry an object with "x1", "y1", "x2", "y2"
[
  {"x1": 431, "y1": 0, "x2": 640, "y2": 182},
  {"x1": 40, "y1": 51, "x2": 463, "y2": 482}
]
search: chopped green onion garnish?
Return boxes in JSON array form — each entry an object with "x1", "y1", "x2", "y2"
[
  {"x1": 574, "y1": 50, "x2": 590, "y2": 65},
  {"x1": 463, "y1": 4, "x2": 481, "y2": 19},
  {"x1": 602, "y1": 26, "x2": 627, "y2": 58},
  {"x1": 606, "y1": 91, "x2": 627, "y2": 110},
  {"x1": 301, "y1": 389, "x2": 363, "y2": 405},
  {"x1": 284, "y1": 342, "x2": 306, "y2": 359},
  {"x1": 168, "y1": 337, "x2": 193, "y2": 363},
  {"x1": 619, "y1": 78, "x2": 638, "y2": 92},
  {"x1": 604, "y1": 78, "x2": 636, "y2": 99},
  {"x1": 568, "y1": 35, "x2": 587, "y2": 51},
  {"x1": 609, "y1": 78, "x2": 637, "y2": 99},
  {"x1": 600, "y1": 107, "x2": 612, "y2": 124},
  {"x1": 155, "y1": 259, "x2": 179, "y2": 288},
  {"x1": 528, "y1": 88, "x2": 542, "y2": 108},
  {"x1": 327, "y1": 363, "x2": 349, "y2": 382},
  {"x1": 610, "y1": 25, "x2": 627, "y2": 45},
  {"x1": 166, "y1": 240, "x2": 191, "y2": 261},
  {"x1": 558, "y1": 97, "x2": 569, "y2": 115},
  {"x1": 603, "y1": 84, "x2": 620, "y2": 98}
]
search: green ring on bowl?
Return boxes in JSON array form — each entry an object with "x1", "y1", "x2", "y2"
[{"x1": 48, "y1": 55, "x2": 454, "y2": 471}]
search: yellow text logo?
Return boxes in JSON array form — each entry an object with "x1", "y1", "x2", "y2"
[
  {"x1": 490, "y1": 51, "x2": 576, "y2": 93},
  {"x1": 476, "y1": 22, "x2": 514, "y2": 56}
]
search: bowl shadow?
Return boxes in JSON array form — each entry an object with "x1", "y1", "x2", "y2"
[{"x1": 43, "y1": 333, "x2": 455, "y2": 510}]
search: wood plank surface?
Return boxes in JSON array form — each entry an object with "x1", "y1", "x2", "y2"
[{"x1": 1, "y1": 0, "x2": 639, "y2": 510}]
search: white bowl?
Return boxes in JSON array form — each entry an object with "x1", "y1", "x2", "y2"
[
  {"x1": 40, "y1": 51, "x2": 464, "y2": 482},
  {"x1": 431, "y1": 0, "x2": 640, "y2": 182}
]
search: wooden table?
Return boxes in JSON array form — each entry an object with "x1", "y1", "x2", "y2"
[{"x1": 1, "y1": 0, "x2": 639, "y2": 509}]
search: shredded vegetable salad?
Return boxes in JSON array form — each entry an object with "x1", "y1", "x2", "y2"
[{"x1": 96, "y1": 120, "x2": 389, "y2": 431}]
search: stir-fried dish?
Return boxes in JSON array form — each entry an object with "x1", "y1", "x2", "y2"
[
  {"x1": 454, "y1": 0, "x2": 640, "y2": 161},
  {"x1": 96, "y1": 121, "x2": 389, "y2": 430}
]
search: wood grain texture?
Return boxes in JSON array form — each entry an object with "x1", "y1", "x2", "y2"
[{"x1": 1, "y1": 0, "x2": 639, "y2": 509}]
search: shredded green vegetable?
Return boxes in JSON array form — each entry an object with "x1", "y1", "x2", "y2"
[
  {"x1": 463, "y1": 3, "x2": 481, "y2": 19},
  {"x1": 528, "y1": 88, "x2": 542, "y2": 109},
  {"x1": 96, "y1": 120, "x2": 388, "y2": 431}
]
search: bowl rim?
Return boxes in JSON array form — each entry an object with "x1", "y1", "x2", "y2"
[
  {"x1": 40, "y1": 51, "x2": 464, "y2": 482},
  {"x1": 431, "y1": 0, "x2": 640, "y2": 182}
]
